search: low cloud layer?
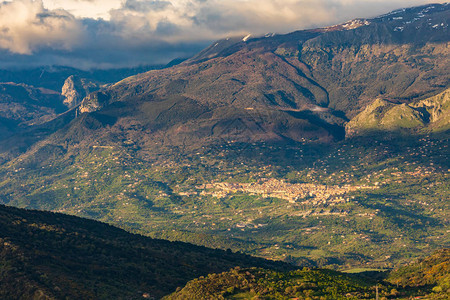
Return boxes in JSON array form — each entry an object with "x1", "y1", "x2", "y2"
[{"x1": 0, "y1": 0, "x2": 445, "y2": 69}]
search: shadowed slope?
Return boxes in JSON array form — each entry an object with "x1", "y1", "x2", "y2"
[{"x1": 0, "y1": 204, "x2": 291, "y2": 300}]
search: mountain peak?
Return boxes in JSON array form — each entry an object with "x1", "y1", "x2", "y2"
[{"x1": 322, "y1": 18, "x2": 371, "y2": 32}]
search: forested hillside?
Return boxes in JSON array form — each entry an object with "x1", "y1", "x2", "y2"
[{"x1": 0, "y1": 204, "x2": 290, "y2": 299}]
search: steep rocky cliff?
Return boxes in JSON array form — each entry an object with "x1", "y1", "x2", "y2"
[{"x1": 62, "y1": 75, "x2": 99, "y2": 108}]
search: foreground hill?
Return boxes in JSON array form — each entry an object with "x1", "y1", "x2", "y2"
[
  {"x1": 1, "y1": 204, "x2": 447, "y2": 299},
  {"x1": 164, "y1": 267, "x2": 377, "y2": 300},
  {"x1": 0, "y1": 204, "x2": 290, "y2": 300},
  {"x1": 388, "y1": 248, "x2": 450, "y2": 295},
  {"x1": 166, "y1": 250, "x2": 450, "y2": 299}
]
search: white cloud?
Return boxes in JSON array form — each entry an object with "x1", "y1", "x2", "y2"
[
  {"x1": 43, "y1": 0, "x2": 122, "y2": 19},
  {"x1": 108, "y1": 0, "x2": 448, "y2": 41},
  {"x1": 0, "y1": 0, "x2": 84, "y2": 54}
]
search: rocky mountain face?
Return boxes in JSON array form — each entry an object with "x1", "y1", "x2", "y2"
[
  {"x1": 346, "y1": 88, "x2": 450, "y2": 136},
  {"x1": 62, "y1": 75, "x2": 99, "y2": 108},
  {"x1": 300, "y1": 4, "x2": 449, "y2": 116},
  {"x1": 72, "y1": 3, "x2": 449, "y2": 151}
]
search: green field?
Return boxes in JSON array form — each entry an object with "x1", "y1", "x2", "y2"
[{"x1": 1, "y1": 132, "x2": 448, "y2": 269}]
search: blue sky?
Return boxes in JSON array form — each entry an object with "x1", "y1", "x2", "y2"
[{"x1": 0, "y1": 0, "x2": 445, "y2": 69}]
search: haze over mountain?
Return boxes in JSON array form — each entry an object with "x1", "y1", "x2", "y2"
[{"x1": 0, "y1": 2, "x2": 448, "y2": 288}]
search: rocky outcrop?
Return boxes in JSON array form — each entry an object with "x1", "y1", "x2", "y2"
[
  {"x1": 346, "y1": 88, "x2": 450, "y2": 137},
  {"x1": 413, "y1": 88, "x2": 450, "y2": 132},
  {"x1": 79, "y1": 91, "x2": 111, "y2": 113},
  {"x1": 62, "y1": 76, "x2": 81, "y2": 108},
  {"x1": 62, "y1": 75, "x2": 99, "y2": 108}
]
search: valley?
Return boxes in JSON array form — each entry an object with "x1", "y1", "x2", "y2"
[
  {"x1": 1, "y1": 131, "x2": 447, "y2": 269},
  {"x1": 0, "y1": 3, "x2": 448, "y2": 295}
]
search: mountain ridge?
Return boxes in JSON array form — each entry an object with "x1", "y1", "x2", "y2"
[{"x1": 346, "y1": 88, "x2": 450, "y2": 136}]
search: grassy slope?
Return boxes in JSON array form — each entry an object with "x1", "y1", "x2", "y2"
[
  {"x1": 165, "y1": 250, "x2": 450, "y2": 300},
  {"x1": 346, "y1": 88, "x2": 450, "y2": 136},
  {"x1": 164, "y1": 267, "x2": 377, "y2": 300},
  {"x1": 388, "y1": 249, "x2": 450, "y2": 294},
  {"x1": 0, "y1": 131, "x2": 448, "y2": 270}
]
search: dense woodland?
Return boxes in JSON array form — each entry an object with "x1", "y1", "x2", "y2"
[
  {"x1": 0, "y1": 203, "x2": 448, "y2": 299},
  {"x1": 0, "y1": 204, "x2": 290, "y2": 299},
  {"x1": 167, "y1": 249, "x2": 450, "y2": 299}
]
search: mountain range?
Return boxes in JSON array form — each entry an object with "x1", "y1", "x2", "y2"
[
  {"x1": 0, "y1": 2, "x2": 448, "y2": 281},
  {"x1": 73, "y1": 3, "x2": 448, "y2": 147}
]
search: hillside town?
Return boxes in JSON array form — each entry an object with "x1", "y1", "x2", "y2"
[{"x1": 198, "y1": 178, "x2": 378, "y2": 205}]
